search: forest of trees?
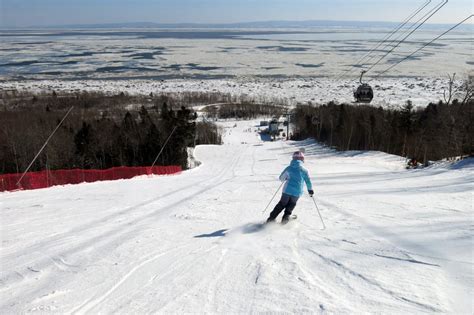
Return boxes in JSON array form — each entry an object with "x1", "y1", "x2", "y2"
[
  {"x1": 0, "y1": 91, "x2": 222, "y2": 174},
  {"x1": 292, "y1": 99, "x2": 473, "y2": 164},
  {"x1": 1, "y1": 84, "x2": 472, "y2": 174}
]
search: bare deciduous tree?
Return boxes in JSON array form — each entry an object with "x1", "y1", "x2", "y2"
[
  {"x1": 459, "y1": 77, "x2": 474, "y2": 105},
  {"x1": 443, "y1": 73, "x2": 456, "y2": 105}
]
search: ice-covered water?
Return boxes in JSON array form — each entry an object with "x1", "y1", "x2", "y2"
[
  {"x1": 0, "y1": 27, "x2": 472, "y2": 80},
  {"x1": 0, "y1": 27, "x2": 472, "y2": 107}
]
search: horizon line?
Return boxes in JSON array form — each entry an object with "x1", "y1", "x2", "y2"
[{"x1": 2, "y1": 18, "x2": 473, "y2": 30}]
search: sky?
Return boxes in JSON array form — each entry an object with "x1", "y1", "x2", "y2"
[{"x1": 0, "y1": 0, "x2": 472, "y2": 28}]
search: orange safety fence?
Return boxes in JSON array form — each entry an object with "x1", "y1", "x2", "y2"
[{"x1": 0, "y1": 165, "x2": 182, "y2": 192}]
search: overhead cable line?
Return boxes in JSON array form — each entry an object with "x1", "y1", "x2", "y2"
[
  {"x1": 372, "y1": 15, "x2": 473, "y2": 79},
  {"x1": 364, "y1": 0, "x2": 449, "y2": 74},
  {"x1": 361, "y1": 0, "x2": 441, "y2": 69},
  {"x1": 336, "y1": 0, "x2": 432, "y2": 80},
  {"x1": 357, "y1": 0, "x2": 432, "y2": 65}
]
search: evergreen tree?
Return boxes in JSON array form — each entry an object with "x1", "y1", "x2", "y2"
[
  {"x1": 120, "y1": 111, "x2": 141, "y2": 166},
  {"x1": 74, "y1": 122, "x2": 96, "y2": 169},
  {"x1": 141, "y1": 123, "x2": 161, "y2": 165}
]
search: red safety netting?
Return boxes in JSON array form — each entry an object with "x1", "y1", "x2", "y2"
[{"x1": 0, "y1": 165, "x2": 182, "y2": 192}]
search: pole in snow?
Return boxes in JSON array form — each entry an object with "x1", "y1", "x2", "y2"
[
  {"x1": 312, "y1": 196, "x2": 326, "y2": 230},
  {"x1": 16, "y1": 106, "x2": 74, "y2": 188},
  {"x1": 150, "y1": 125, "x2": 178, "y2": 169}
]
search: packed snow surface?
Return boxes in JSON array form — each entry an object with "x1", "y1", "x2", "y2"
[{"x1": 1, "y1": 120, "x2": 473, "y2": 314}]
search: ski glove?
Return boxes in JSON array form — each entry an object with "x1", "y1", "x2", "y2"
[{"x1": 308, "y1": 189, "x2": 314, "y2": 197}]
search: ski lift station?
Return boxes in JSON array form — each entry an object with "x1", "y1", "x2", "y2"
[{"x1": 268, "y1": 119, "x2": 279, "y2": 135}]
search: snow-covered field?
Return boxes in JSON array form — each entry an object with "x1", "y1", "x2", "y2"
[
  {"x1": 0, "y1": 76, "x2": 467, "y2": 108},
  {"x1": 1, "y1": 120, "x2": 473, "y2": 314}
]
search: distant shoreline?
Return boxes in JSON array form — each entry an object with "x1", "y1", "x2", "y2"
[
  {"x1": 2, "y1": 19, "x2": 473, "y2": 31},
  {"x1": 0, "y1": 74, "x2": 446, "y2": 83}
]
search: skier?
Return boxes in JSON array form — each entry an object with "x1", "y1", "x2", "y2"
[{"x1": 266, "y1": 151, "x2": 314, "y2": 224}]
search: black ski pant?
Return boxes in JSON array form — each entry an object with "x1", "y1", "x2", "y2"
[{"x1": 267, "y1": 193, "x2": 299, "y2": 221}]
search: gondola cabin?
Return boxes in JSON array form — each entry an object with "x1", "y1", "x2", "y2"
[{"x1": 354, "y1": 83, "x2": 374, "y2": 103}]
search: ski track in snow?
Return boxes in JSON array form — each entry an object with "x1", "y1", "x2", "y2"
[{"x1": 1, "y1": 120, "x2": 473, "y2": 314}]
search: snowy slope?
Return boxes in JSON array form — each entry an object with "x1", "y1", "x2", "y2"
[{"x1": 1, "y1": 120, "x2": 473, "y2": 314}]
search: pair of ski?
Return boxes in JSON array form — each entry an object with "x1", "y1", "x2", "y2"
[{"x1": 266, "y1": 214, "x2": 297, "y2": 226}]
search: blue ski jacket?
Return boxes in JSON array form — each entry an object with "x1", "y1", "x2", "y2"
[{"x1": 279, "y1": 160, "x2": 313, "y2": 197}]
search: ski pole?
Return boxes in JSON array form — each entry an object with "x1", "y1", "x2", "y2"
[
  {"x1": 262, "y1": 181, "x2": 284, "y2": 214},
  {"x1": 311, "y1": 196, "x2": 326, "y2": 230}
]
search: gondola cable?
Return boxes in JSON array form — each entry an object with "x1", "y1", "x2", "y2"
[
  {"x1": 336, "y1": 0, "x2": 432, "y2": 81},
  {"x1": 364, "y1": 0, "x2": 449, "y2": 74},
  {"x1": 360, "y1": 0, "x2": 440, "y2": 70},
  {"x1": 371, "y1": 15, "x2": 474, "y2": 80},
  {"x1": 353, "y1": 0, "x2": 448, "y2": 103}
]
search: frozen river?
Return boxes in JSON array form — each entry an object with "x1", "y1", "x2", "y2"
[{"x1": 0, "y1": 27, "x2": 472, "y2": 81}]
